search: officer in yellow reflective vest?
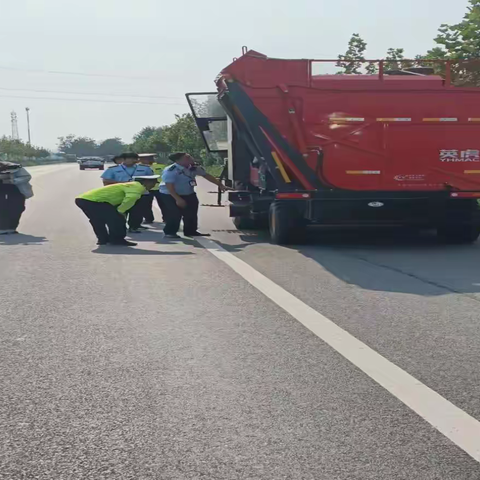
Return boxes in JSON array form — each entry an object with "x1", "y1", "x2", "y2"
[{"x1": 75, "y1": 175, "x2": 159, "y2": 246}]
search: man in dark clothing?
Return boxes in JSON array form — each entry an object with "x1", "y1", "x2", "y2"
[
  {"x1": 159, "y1": 152, "x2": 228, "y2": 238},
  {"x1": 0, "y1": 161, "x2": 33, "y2": 235}
]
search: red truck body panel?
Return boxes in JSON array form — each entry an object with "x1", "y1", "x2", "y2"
[{"x1": 220, "y1": 53, "x2": 480, "y2": 192}]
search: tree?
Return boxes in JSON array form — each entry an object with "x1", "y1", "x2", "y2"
[
  {"x1": 435, "y1": 0, "x2": 480, "y2": 59},
  {"x1": 162, "y1": 114, "x2": 205, "y2": 160},
  {"x1": 96, "y1": 138, "x2": 124, "y2": 157},
  {"x1": 337, "y1": 33, "x2": 367, "y2": 74},
  {"x1": 414, "y1": 48, "x2": 447, "y2": 75},
  {"x1": 58, "y1": 135, "x2": 97, "y2": 157},
  {"x1": 129, "y1": 127, "x2": 170, "y2": 154},
  {"x1": 0, "y1": 137, "x2": 50, "y2": 159},
  {"x1": 431, "y1": 0, "x2": 480, "y2": 85},
  {"x1": 384, "y1": 48, "x2": 413, "y2": 71}
]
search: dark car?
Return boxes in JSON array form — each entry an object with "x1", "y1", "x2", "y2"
[{"x1": 78, "y1": 157, "x2": 105, "y2": 171}]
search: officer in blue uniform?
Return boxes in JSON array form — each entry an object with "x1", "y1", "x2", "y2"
[
  {"x1": 101, "y1": 152, "x2": 153, "y2": 233},
  {"x1": 159, "y1": 152, "x2": 227, "y2": 238}
]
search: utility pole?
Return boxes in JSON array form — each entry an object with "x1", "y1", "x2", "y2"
[
  {"x1": 25, "y1": 107, "x2": 31, "y2": 144},
  {"x1": 11, "y1": 111, "x2": 19, "y2": 140}
]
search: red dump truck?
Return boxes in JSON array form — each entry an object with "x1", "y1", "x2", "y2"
[{"x1": 187, "y1": 49, "x2": 480, "y2": 244}]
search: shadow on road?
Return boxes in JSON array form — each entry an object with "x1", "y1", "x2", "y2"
[
  {"x1": 0, "y1": 234, "x2": 47, "y2": 245},
  {"x1": 92, "y1": 246, "x2": 193, "y2": 256},
  {"x1": 214, "y1": 227, "x2": 480, "y2": 297},
  {"x1": 128, "y1": 230, "x2": 204, "y2": 249}
]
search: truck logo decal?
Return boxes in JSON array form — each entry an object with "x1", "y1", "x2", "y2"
[
  {"x1": 440, "y1": 150, "x2": 480, "y2": 162},
  {"x1": 394, "y1": 174, "x2": 426, "y2": 181},
  {"x1": 368, "y1": 202, "x2": 384, "y2": 207}
]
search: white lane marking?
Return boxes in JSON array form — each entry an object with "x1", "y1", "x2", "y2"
[{"x1": 196, "y1": 236, "x2": 480, "y2": 463}]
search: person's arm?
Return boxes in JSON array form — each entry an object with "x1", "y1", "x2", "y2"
[
  {"x1": 117, "y1": 184, "x2": 145, "y2": 214},
  {"x1": 203, "y1": 173, "x2": 229, "y2": 192},
  {"x1": 101, "y1": 169, "x2": 118, "y2": 186},
  {"x1": 103, "y1": 179, "x2": 118, "y2": 186},
  {"x1": 166, "y1": 183, "x2": 187, "y2": 208}
]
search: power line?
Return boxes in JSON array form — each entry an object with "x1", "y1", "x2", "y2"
[
  {"x1": 0, "y1": 86, "x2": 183, "y2": 100},
  {"x1": 0, "y1": 94, "x2": 186, "y2": 106},
  {"x1": 0, "y1": 64, "x2": 156, "y2": 80}
]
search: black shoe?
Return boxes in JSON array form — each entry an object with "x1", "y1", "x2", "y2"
[
  {"x1": 185, "y1": 232, "x2": 211, "y2": 237},
  {"x1": 110, "y1": 240, "x2": 137, "y2": 246},
  {"x1": 129, "y1": 228, "x2": 142, "y2": 234},
  {"x1": 96, "y1": 240, "x2": 109, "y2": 245},
  {"x1": 164, "y1": 233, "x2": 181, "y2": 239}
]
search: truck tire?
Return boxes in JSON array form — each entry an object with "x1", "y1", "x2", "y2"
[
  {"x1": 437, "y1": 224, "x2": 480, "y2": 244},
  {"x1": 233, "y1": 216, "x2": 256, "y2": 230},
  {"x1": 233, "y1": 215, "x2": 269, "y2": 231},
  {"x1": 269, "y1": 202, "x2": 306, "y2": 245},
  {"x1": 79, "y1": 166, "x2": 85, "y2": 171},
  {"x1": 99, "y1": 166, "x2": 104, "y2": 171}
]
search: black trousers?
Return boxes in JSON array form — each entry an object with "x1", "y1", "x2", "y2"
[
  {"x1": 161, "y1": 193, "x2": 199, "y2": 235},
  {"x1": 126, "y1": 195, "x2": 151, "y2": 230},
  {"x1": 0, "y1": 184, "x2": 25, "y2": 231},
  {"x1": 75, "y1": 198, "x2": 126, "y2": 243}
]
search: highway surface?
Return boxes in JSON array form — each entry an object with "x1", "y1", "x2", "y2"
[{"x1": 1, "y1": 163, "x2": 480, "y2": 479}]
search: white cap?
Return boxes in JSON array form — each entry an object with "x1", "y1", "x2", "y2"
[{"x1": 133, "y1": 175, "x2": 160, "y2": 180}]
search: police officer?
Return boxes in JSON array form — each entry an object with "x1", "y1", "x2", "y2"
[
  {"x1": 159, "y1": 152, "x2": 228, "y2": 238},
  {"x1": 137, "y1": 154, "x2": 161, "y2": 224},
  {"x1": 75, "y1": 175, "x2": 160, "y2": 246},
  {"x1": 142, "y1": 154, "x2": 166, "y2": 222},
  {"x1": 101, "y1": 152, "x2": 153, "y2": 233}
]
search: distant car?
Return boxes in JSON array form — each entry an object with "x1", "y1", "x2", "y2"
[{"x1": 78, "y1": 157, "x2": 105, "y2": 171}]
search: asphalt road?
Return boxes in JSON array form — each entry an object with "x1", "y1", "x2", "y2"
[{"x1": 1, "y1": 164, "x2": 480, "y2": 479}]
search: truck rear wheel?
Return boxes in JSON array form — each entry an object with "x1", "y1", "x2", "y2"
[
  {"x1": 233, "y1": 215, "x2": 269, "y2": 231},
  {"x1": 233, "y1": 216, "x2": 256, "y2": 230},
  {"x1": 269, "y1": 202, "x2": 306, "y2": 245},
  {"x1": 437, "y1": 224, "x2": 480, "y2": 244}
]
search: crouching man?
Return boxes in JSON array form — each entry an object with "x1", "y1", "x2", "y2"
[{"x1": 75, "y1": 175, "x2": 159, "y2": 246}]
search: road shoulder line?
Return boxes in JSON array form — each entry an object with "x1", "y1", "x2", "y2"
[{"x1": 195, "y1": 236, "x2": 480, "y2": 463}]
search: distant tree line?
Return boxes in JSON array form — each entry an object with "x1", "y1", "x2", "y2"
[
  {"x1": 0, "y1": 137, "x2": 50, "y2": 160},
  {"x1": 57, "y1": 113, "x2": 219, "y2": 164}
]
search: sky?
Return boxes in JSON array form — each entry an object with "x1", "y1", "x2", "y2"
[{"x1": 0, "y1": 0, "x2": 470, "y2": 150}]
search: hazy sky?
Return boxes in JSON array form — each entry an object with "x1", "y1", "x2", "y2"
[{"x1": 0, "y1": 0, "x2": 469, "y2": 150}]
